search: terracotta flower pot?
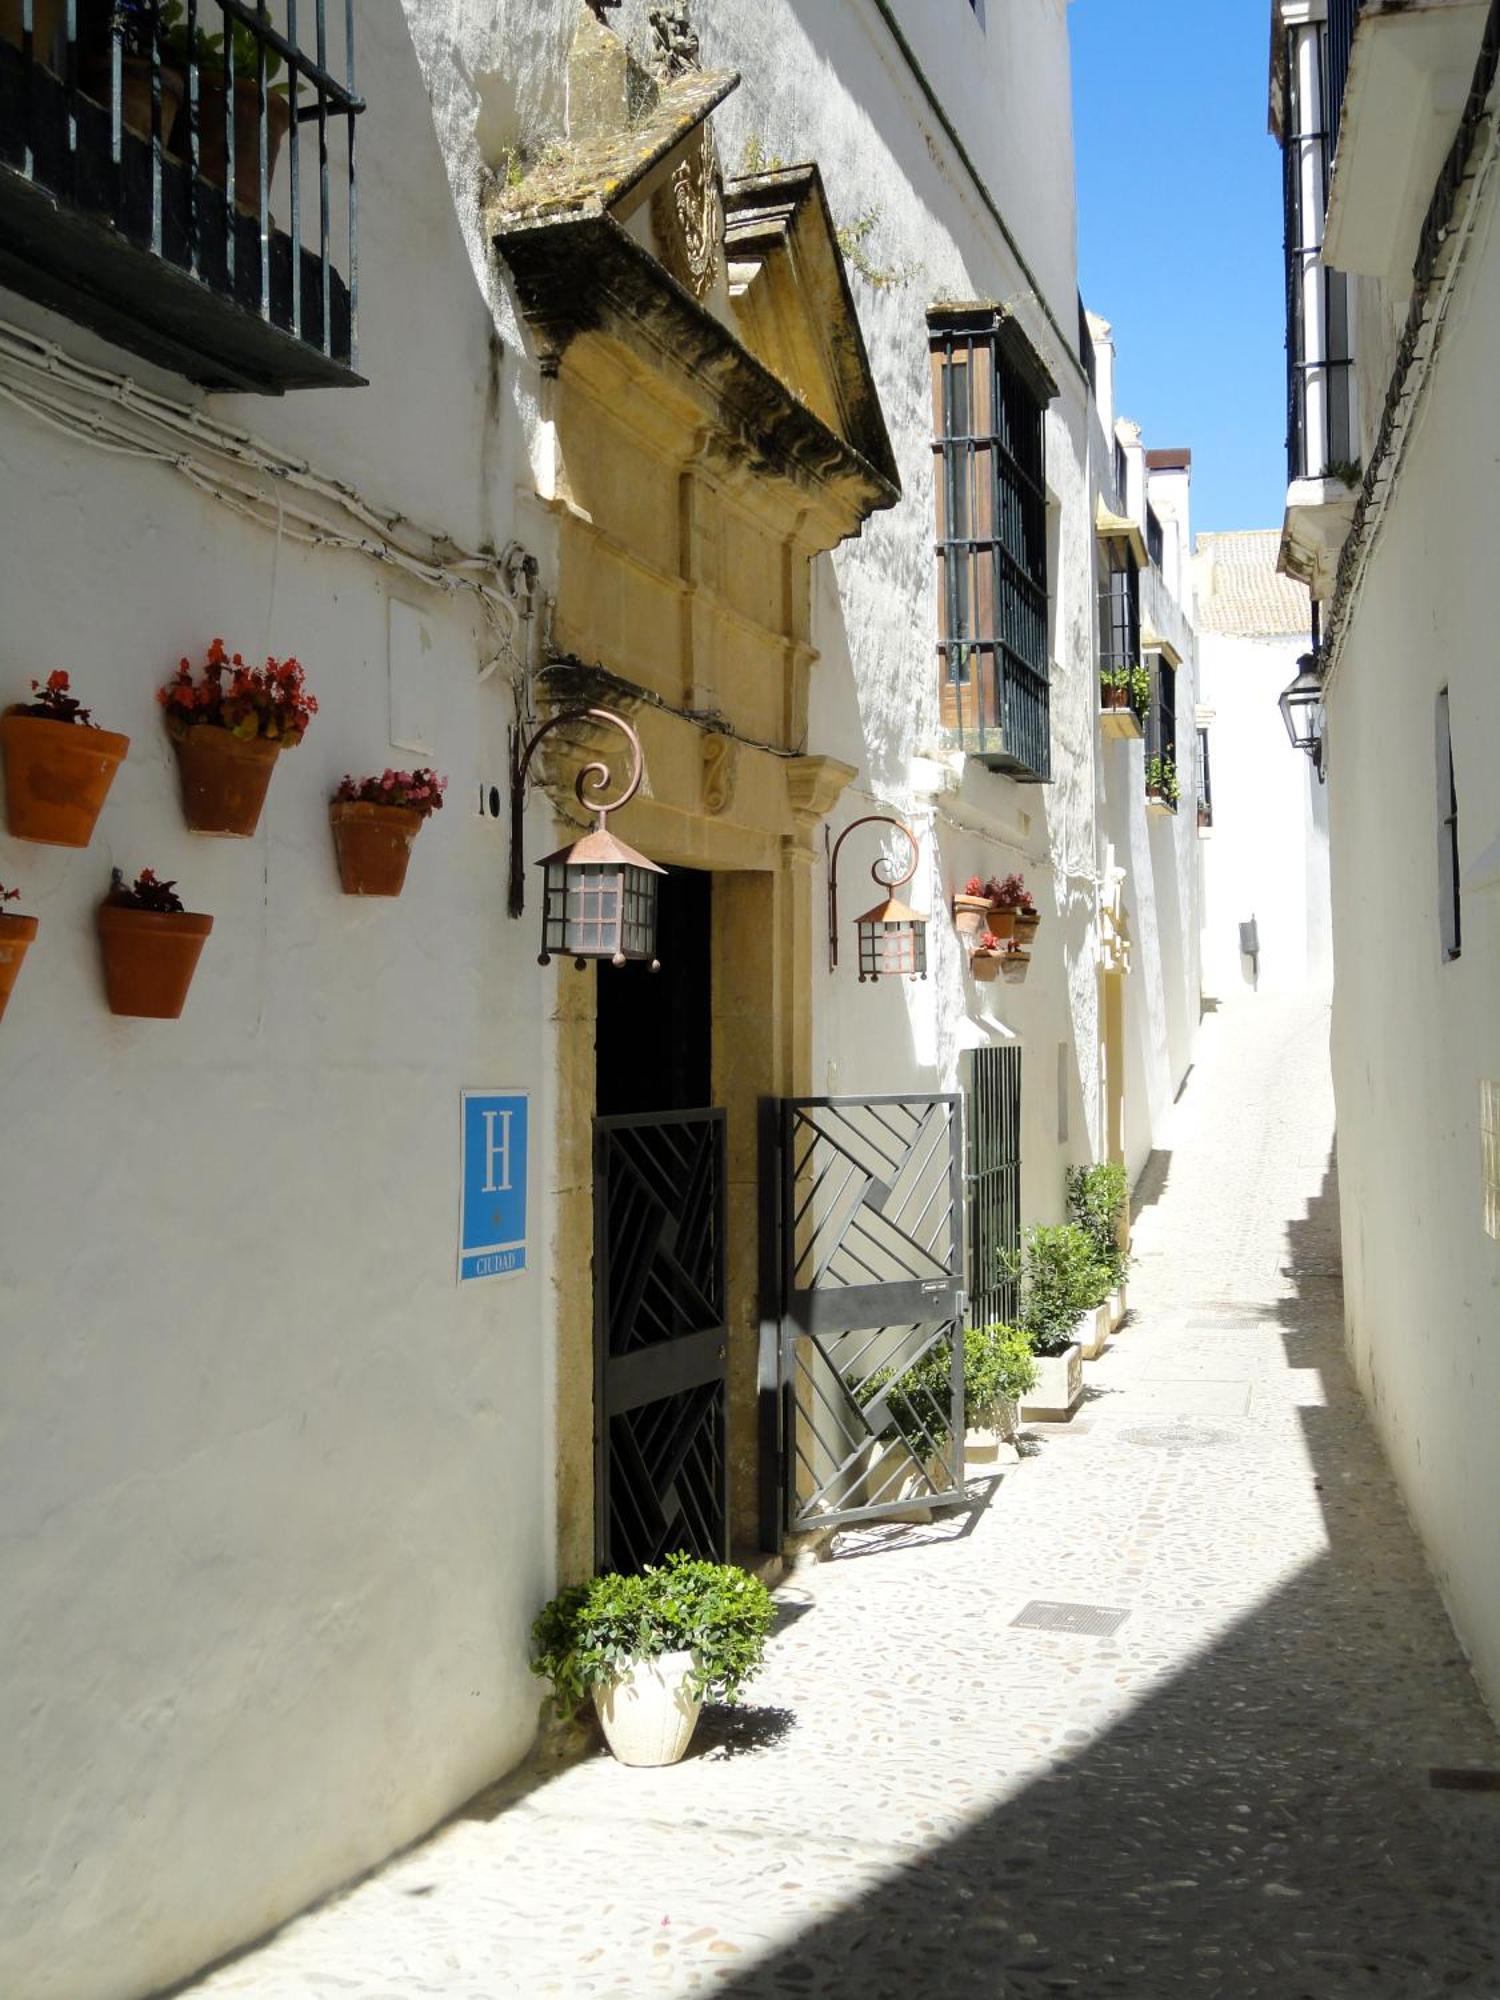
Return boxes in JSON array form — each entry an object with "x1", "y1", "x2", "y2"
[
  {"x1": 986, "y1": 906, "x2": 1017, "y2": 942},
  {"x1": 0, "y1": 912, "x2": 39, "y2": 1022},
  {"x1": 1000, "y1": 951, "x2": 1031, "y2": 985},
  {"x1": 1101, "y1": 683, "x2": 1129, "y2": 710},
  {"x1": 97, "y1": 904, "x2": 212, "y2": 1019},
  {"x1": 951, "y1": 892, "x2": 991, "y2": 939},
  {"x1": 1, "y1": 709, "x2": 130, "y2": 847},
  {"x1": 192, "y1": 79, "x2": 292, "y2": 213},
  {"x1": 330, "y1": 801, "x2": 424, "y2": 896},
  {"x1": 80, "y1": 50, "x2": 186, "y2": 146},
  {"x1": 1013, "y1": 911, "x2": 1041, "y2": 945},
  {"x1": 170, "y1": 726, "x2": 281, "y2": 836},
  {"x1": 970, "y1": 951, "x2": 1001, "y2": 984}
]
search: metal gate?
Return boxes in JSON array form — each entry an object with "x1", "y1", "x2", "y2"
[
  {"x1": 763, "y1": 1094, "x2": 966, "y2": 1537},
  {"x1": 965, "y1": 1045, "x2": 1021, "y2": 1331},
  {"x1": 594, "y1": 1109, "x2": 728, "y2": 1573}
]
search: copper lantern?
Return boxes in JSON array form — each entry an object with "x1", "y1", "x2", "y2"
[
  {"x1": 509, "y1": 706, "x2": 665, "y2": 970},
  {"x1": 828, "y1": 814, "x2": 928, "y2": 982}
]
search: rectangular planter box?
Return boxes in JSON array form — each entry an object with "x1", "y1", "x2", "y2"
[
  {"x1": 964, "y1": 1405, "x2": 1020, "y2": 1471},
  {"x1": 1080, "y1": 1304, "x2": 1111, "y2": 1361},
  {"x1": 1019, "y1": 1343, "x2": 1083, "y2": 1422}
]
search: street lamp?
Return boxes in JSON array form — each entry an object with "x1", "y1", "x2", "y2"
[
  {"x1": 509, "y1": 707, "x2": 665, "y2": 970},
  {"x1": 827, "y1": 815, "x2": 928, "y2": 982},
  {"x1": 1279, "y1": 652, "x2": 1325, "y2": 772}
]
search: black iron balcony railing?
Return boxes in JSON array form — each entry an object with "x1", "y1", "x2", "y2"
[
  {"x1": 1327, "y1": 0, "x2": 1363, "y2": 160},
  {"x1": 0, "y1": 0, "x2": 364, "y2": 390},
  {"x1": 1282, "y1": 22, "x2": 1356, "y2": 484}
]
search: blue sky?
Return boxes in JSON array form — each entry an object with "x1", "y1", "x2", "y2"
[{"x1": 1070, "y1": 0, "x2": 1285, "y2": 535}]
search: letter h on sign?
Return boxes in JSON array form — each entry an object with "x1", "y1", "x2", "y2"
[{"x1": 459, "y1": 1091, "x2": 529, "y2": 1282}]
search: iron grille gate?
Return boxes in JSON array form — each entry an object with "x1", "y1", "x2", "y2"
[
  {"x1": 763, "y1": 1094, "x2": 967, "y2": 1537},
  {"x1": 594, "y1": 1109, "x2": 728, "y2": 1574},
  {"x1": 965, "y1": 1045, "x2": 1021, "y2": 1332}
]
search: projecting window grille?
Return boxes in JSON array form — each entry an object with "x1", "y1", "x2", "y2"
[
  {"x1": 1437, "y1": 687, "x2": 1461, "y2": 963},
  {"x1": 930, "y1": 308, "x2": 1053, "y2": 780},
  {"x1": 1097, "y1": 537, "x2": 1139, "y2": 688},
  {"x1": 1145, "y1": 651, "x2": 1179, "y2": 810},
  {"x1": 1197, "y1": 725, "x2": 1213, "y2": 830},
  {"x1": 965, "y1": 1044, "x2": 1021, "y2": 1332},
  {"x1": 1146, "y1": 506, "x2": 1165, "y2": 569},
  {"x1": 1283, "y1": 22, "x2": 1356, "y2": 482},
  {"x1": 1482, "y1": 1082, "x2": 1500, "y2": 1242}
]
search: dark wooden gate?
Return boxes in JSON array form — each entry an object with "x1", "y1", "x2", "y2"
[
  {"x1": 762, "y1": 1094, "x2": 966, "y2": 1540},
  {"x1": 594, "y1": 1108, "x2": 728, "y2": 1573}
]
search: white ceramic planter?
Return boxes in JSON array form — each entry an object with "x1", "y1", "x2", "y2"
[
  {"x1": 1080, "y1": 1304, "x2": 1111, "y2": 1361},
  {"x1": 592, "y1": 1649, "x2": 702, "y2": 1767},
  {"x1": 1019, "y1": 1343, "x2": 1084, "y2": 1422},
  {"x1": 965, "y1": 1405, "x2": 1020, "y2": 1469}
]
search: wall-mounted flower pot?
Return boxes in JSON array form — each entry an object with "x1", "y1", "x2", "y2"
[
  {"x1": 952, "y1": 892, "x2": 991, "y2": 940},
  {"x1": 97, "y1": 904, "x2": 213, "y2": 1018},
  {"x1": 330, "y1": 801, "x2": 423, "y2": 897},
  {"x1": 1000, "y1": 950, "x2": 1031, "y2": 984},
  {"x1": 0, "y1": 710, "x2": 129, "y2": 846},
  {"x1": 970, "y1": 951, "x2": 1001, "y2": 984},
  {"x1": 170, "y1": 727, "x2": 280, "y2": 837},
  {"x1": 0, "y1": 912, "x2": 38, "y2": 1021},
  {"x1": 1013, "y1": 912, "x2": 1040, "y2": 947},
  {"x1": 986, "y1": 907, "x2": 1017, "y2": 942}
]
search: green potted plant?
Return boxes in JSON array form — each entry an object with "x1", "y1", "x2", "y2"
[
  {"x1": 330, "y1": 767, "x2": 447, "y2": 897},
  {"x1": 97, "y1": 867, "x2": 213, "y2": 1018},
  {"x1": 1145, "y1": 754, "x2": 1180, "y2": 811},
  {"x1": 0, "y1": 880, "x2": 38, "y2": 1023},
  {"x1": 159, "y1": 639, "x2": 316, "y2": 837},
  {"x1": 952, "y1": 874, "x2": 992, "y2": 940},
  {"x1": 1009, "y1": 1223, "x2": 1112, "y2": 1421},
  {"x1": 176, "y1": 7, "x2": 292, "y2": 212},
  {"x1": 531, "y1": 1554, "x2": 775, "y2": 1768},
  {"x1": 1066, "y1": 1161, "x2": 1132, "y2": 1355},
  {"x1": 1, "y1": 671, "x2": 129, "y2": 848}
]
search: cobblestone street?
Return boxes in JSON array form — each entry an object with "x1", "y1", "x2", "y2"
[{"x1": 172, "y1": 994, "x2": 1500, "y2": 1999}]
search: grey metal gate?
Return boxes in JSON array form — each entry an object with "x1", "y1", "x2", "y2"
[
  {"x1": 965, "y1": 1045, "x2": 1021, "y2": 1331},
  {"x1": 595, "y1": 1109, "x2": 728, "y2": 1573},
  {"x1": 762, "y1": 1094, "x2": 966, "y2": 1539}
]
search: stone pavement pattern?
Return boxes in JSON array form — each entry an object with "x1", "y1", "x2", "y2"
[{"x1": 173, "y1": 995, "x2": 1500, "y2": 1998}]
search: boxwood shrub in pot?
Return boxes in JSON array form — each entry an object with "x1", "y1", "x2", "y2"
[
  {"x1": 1066, "y1": 1160, "x2": 1131, "y2": 1298},
  {"x1": 531, "y1": 1553, "x2": 775, "y2": 1767}
]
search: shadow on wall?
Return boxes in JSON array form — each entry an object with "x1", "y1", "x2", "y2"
[{"x1": 701, "y1": 1154, "x2": 1500, "y2": 1997}]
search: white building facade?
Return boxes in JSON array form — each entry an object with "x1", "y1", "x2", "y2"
[
  {"x1": 1194, "y1": 530, "x2": 1330, "y2": 997},
  {"x1": 1271, "y1": 0, "x2": 1500, "y2": 1710},
  {"x1": 0, "y1": 4, "x2": 1201, "y2": 1993}
]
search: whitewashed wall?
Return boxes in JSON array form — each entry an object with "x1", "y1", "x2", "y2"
[
  {"x1": 1199, "y1": 629, "x2": 1332, "y2": 996},
  {"x1": 0, "y1": 10, "x2": 557, "y2": 1999},
  {"x1": 1326, "y1": 182, "x2": 1500, "y2": 1714}
]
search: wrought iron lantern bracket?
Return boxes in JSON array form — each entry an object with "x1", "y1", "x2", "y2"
[{"x1": 827, "y1": 814, "x2": 928, "y2": 981}]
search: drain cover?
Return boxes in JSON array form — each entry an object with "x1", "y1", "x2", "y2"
[
  {"x1": 1121, "y1": 1424, "x2": 1234, "y2": 1451},
  {"x1": 1011, "y1": 1599, "x2": 1129, "y2": 1638}
]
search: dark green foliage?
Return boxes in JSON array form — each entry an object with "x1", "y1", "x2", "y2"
[
  {"x1": 1066, "y1": 1161, "x2": 1131, "y2": 1296},
  {"x1": 530, "y1": 1554, "x2": 775, "y2": 1721},
  {"x1": 1008, "y1": 1223, "x2": 1112, "y2": 1355},
  {"x1": 859, "y1": 1323, "x2": 1037, "y2": 1440}
]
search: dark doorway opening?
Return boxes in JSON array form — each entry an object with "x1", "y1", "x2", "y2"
[{"x1": 595, "y1": 866, "x2": 712, "y2": 1116}]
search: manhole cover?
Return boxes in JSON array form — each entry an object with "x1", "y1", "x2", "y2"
[
  {"x1": 1121, "y1": 1424, "x2": 1234, "y2": 1451},
  {"x1": 1011, "y1": 1599, "x2": 1129, "y2": 1638}
]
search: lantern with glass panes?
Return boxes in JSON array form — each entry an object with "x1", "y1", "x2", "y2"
[
  {"x1": 508, "y1": 707, "x2": 664, "y2": 970},
  {"x1": 1279, "y1": 651, "x2": 1326, "y2": 781},
  {"x1": 827, "y1": 815, "x2": 928, "y2": 982}
]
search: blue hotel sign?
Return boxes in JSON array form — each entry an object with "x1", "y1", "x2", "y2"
[{"x1": 458, "y1": 1091, "x2": 529, "y2": 1283}]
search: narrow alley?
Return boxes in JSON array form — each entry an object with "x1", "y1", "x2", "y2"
[{"x1": 173, "y1": 995, "x2": 1500, "y2": 1999}]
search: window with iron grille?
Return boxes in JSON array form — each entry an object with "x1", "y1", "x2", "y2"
[
  {"x1": 930, "y1": 307, "x2": 1053, "y2": 781},
  {"x1": 1437, "y1": 687, "x2": 1461, "y2": 962},
  {"x1": 1145, "y1": 652, "x2": 1178, "y2": 808},
  {"x1": 1283, "y1": 22, "x2": 1356, "y2": 482},
  {"x1": 0, "y1": 0, "x2": 364, "y2": 391},
  {"x1": 1096, "y1": 536, "x2": 1139, "y2": 691},
  {"x1": 1113, "y1": 436, "x2": 1129, "y2": 509},
  {"x1": 965, "y1": 1044, "x2": 1021, "y2": 1331},
  {"x1": 1197, "y1": 724, "x2": 1213, "y2": 830},
  {"x1": 1146, "y1": 505, "x2": 1164, "y2": 569}
]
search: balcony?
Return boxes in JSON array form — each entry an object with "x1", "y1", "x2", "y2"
[
  {"x1": 1323, "y1": 0, "x2": 1490, "y2": 286},
  {"x1": 0, "y1": 2, "x2": 363, "y2": 391}
]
